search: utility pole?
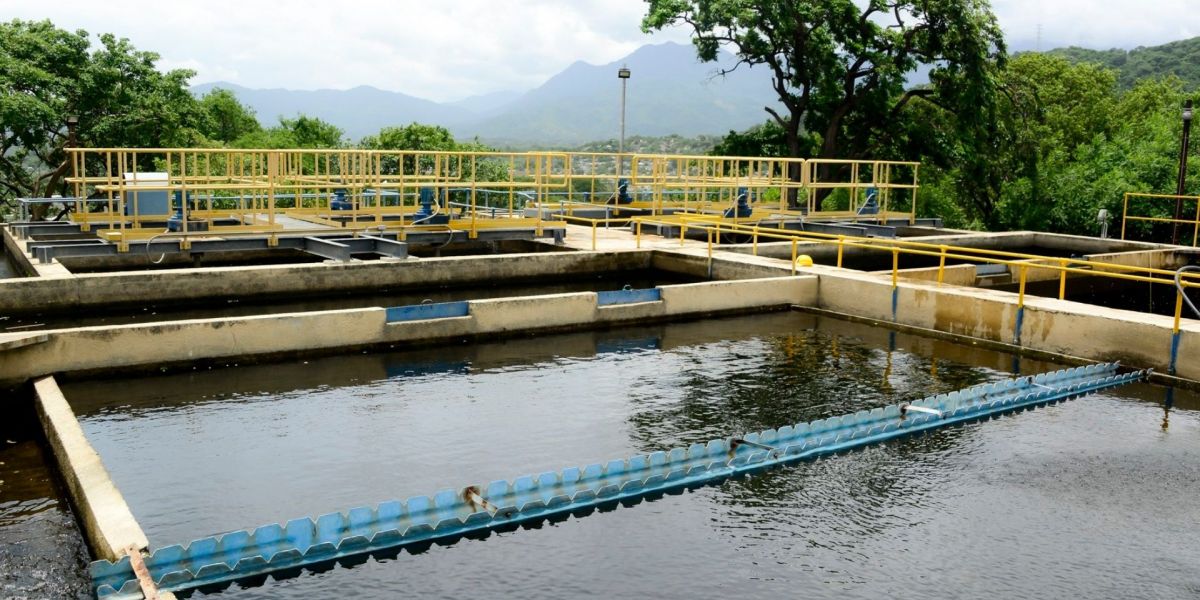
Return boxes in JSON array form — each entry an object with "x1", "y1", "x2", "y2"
[
  {"x1": 1172, "y1": 100, "x2": 1193, "y2": 245},
  {"x1": 66, "y1": 115, "x2": 79, "y2": 149},
  {"x1": 617, "y1": 65, "x2": 630, "y2": 177}
]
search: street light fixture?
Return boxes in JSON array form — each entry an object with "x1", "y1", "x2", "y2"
[
  {"x1": 66, "y1": 115, "x2": 79, "y2": 149},
  {"x1": 1172, "y1": 99, "x2": 1193, "y2": 244}
]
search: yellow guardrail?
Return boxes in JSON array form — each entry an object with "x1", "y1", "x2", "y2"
[
  {"x1": 631, "y1": 215, "x2": 1200, "y2": 333},
  {"x1": 65, "y1": 147, "x2": 573, "y2": 248},
  {"x1": 1121, "y1": 192, "x2": 1200, "y2": 246},
  {"x1": 63, "y1": 148, "x2": 922, "y2": 249}
]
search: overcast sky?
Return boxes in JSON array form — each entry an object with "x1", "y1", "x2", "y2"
[{"x1": 6, "y1": 0, "x2": 1198, "y2": 102}]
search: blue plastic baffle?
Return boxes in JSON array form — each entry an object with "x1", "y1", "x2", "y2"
[
  {"x1": 385, "y1": 301, "x2": 470, "y2": 323},
  {"x1": 596, "y1": 288, "x2": 662, "y2": 306}
]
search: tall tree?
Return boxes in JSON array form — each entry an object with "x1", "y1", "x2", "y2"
[
  {"x1": 198, "y1": 88, "x2": 261, "y2": 143},
  {"x1": 642, "y1": 0, "x2": 1007, "y2": 164},
  {"x1": 0, "y1": 19, "x2": 206, "y2": 215}
]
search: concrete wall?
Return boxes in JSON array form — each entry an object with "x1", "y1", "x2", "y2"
[
  {"x1": 33, "y1": 376, "x2": 148, "y2": 562},
  {"x1": 811, "y1": 265, "x2": 1200, "y2": 381},
  {"x1": 650, "y1": 248, "x2": 795, "y2": 280},
  {"x1": 0, "y1": 248, "x2": 651, "y2": 314},
  {"x1": 0, "y1": 276, "x2": 817, "y2": 385},
  {"x1": 1, "y1": 224, "x2": 36, "y2": 277}
]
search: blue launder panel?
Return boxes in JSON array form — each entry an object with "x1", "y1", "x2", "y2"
[
  {"x1": 385, "y1": 301, "x2": 470, "y2": 323},
  {"x1": 596, "y1": 288, "x2": 661, "y2": 306},
  {"x1": 91, "y1": 363, "x2": 1148, "y2": 599}
]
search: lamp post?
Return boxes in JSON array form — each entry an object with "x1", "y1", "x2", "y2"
[
  {"x1": 1172, "y1": 99, "x2": 1193, "y2": 245},
  {"x1": 617, "y1": 65, "x2": 630, "y2": 179},
  {"x1": 66, "y1": 115, "x2": 79, "y2": 149},
  {"x1": 618, "y1": 65, "x2": 630, "y2": 154}
]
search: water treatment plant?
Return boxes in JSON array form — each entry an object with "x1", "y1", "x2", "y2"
[{"x1": 2, "y1": 147, "x2": 1199, "y2": 599}]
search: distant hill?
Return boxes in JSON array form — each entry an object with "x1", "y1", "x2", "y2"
[
  {"x1": 190, "y1": 82, "x2": 468, "y2": 140},
  {"x1": 458, "y1": 42, "x2": 778, "y2": 145},
  {"x1": 1046, "y1": 36, "x2": 1200, "y2": 90},
  {"x1": 191, "y1": 42, "x2": 779, "y2": 145}
]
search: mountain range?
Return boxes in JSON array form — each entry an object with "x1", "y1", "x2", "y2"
[{"x1": 191, "y1": 42, "x2": 778, "y2": 146}]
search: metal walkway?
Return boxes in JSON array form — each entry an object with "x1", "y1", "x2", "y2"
[{"x1": 91, "y1": 362, "x2": 1148, "y2": 599}]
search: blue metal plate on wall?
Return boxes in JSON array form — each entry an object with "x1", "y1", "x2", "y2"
[
  {"x1": 385, "y1": 301, "x2": 470, "y2": 323},
  {"x1": 596, "y1": 288, "x2": 662, "y2": 306}
]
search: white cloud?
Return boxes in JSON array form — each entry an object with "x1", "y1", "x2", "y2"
[{"x1": 5, "y1": 0, "x2": 1198, "y2": 100}]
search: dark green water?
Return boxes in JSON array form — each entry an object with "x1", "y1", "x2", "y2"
[
  {"x1": 51, "y1": 312, "x2": 1200, "y2": 598},
  {"x1": 0, "y1": 397, "x2": 92, "y2": 599}
]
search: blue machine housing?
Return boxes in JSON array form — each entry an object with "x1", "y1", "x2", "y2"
[
  {"x1": 723, "y1": 187, "x2": 753, "y2": 219},
  {"x1": 330, "y1": 189, "x2": 352, "y2": 211},
  {"x1": 165, "y1": 192, "x2": 208, "y2": 232},
  {"x1": 612, "y1": 179, "x2": 633, "y2": 205},
  {"x1": 413, "y1": 187, "x2": 450, "y2": 225}
]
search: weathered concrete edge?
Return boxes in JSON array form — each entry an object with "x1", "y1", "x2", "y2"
[
  {"x1": 32, "y1": 376, "x2": 149, "y2": 561},
  {"x1": 0, "y1": 276, "x2": 817, "y2": 385},
  {"x1": 0, "y1": 244, "x2": 654, "y2": 314},
  {"x1": 795, "y1": 305, "x2": 1196, "y2": 390},
  {"x1": 2, "y1": 224, "x2": 38, "y2": 277}
]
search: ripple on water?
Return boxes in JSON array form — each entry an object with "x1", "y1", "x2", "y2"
[{"x1": 59, "y1": 312, "x2": 1200, "y2": 599}]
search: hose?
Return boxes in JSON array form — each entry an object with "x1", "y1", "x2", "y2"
[
  {"x1": 1175, "y1": 265, "x2": 1200, "y2": 319},
  {"x1": 144, "y1": 229, "x2": 174, "y2": 265}
]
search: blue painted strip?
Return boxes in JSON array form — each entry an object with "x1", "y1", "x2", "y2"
[
  {"x1": 597, "y1": 288, "x2": 661, "y2": 306},
  {"x1": 890, "y1": 287, "x2": 899, "y2": 321},
  {"x1": 1014, "y1": 306, "x2": 1025, "y2": 346},
  {"x1": 385, "y1": 301, "x2": 469, "y2": 323},
  {"x1": 91, "y1": 363, "x2": 1148, "y2": 599},
  {"x1": 1169, "y1": 331, "x2": 1181, "y2": 375}
]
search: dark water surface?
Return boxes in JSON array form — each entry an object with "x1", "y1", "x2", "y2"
[
  {"x1": 0, "y1": 246, "x2": 21, "y2": 279},
  {"x1": 0, "y1": 398, "x2": 92, "y2": 599},
  {"x1": 62, "y1": 313, "x2": 1200, "y2": 599},
  {"x1": 1, "y1": 269, "x2": 695, "y2": 332}
]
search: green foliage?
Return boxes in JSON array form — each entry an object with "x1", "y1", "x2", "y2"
[
  {"x1": 710, "y1": 121, "x2": 792, "y2": 157},
  {"x1": 643, "y1": 0, "x2": 1006, "y2": 164},
  {"x1": 198, "y1": 88, "x2": 260, "y2": 143},
  {"x1": 1046, "y1": 36, "x2": 1200, "y2": 90},
  {"x1": 231, "y1": 115, "x2": 344, "y2": 149},
  {"x1": 0, "y1": 19, "x2": 208, "y2": 216},
  {"x1": 361, "y1": 123, "x2": 459, "y2": 152}
]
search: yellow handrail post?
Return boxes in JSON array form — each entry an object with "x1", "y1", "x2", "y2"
[
  {"x1": 1121, "y1": 193, "x2": 1129, "y2": 240},
  {"x1": 1018, "y1": 264, "x2": 1028, "y2": 308},
  {"x1": 837, "y1": 235, "x2": 845, "y2": 268},
  {"x1": 1174, "y1": 289, "x2": 1184, "y2": 334},
  {"x1": 1193, "y1": 196, "x2": 1200, "y2": 247},
  {"x1": 936, "y1": 245, "x2": 947, "y2": 285},
  {"x1": 636, "y1": 221, "x2": 642, "y2": 249},
  {"x1": 1058, "y1": 259, "x2": 1068, "y2": 300},
  {"x1": 753, "y1": 226, "x2": 759, "y2": 256},
  {"x1": 791, "y1": 239, "x2": 797, "y2": 275},
  {"x1": 891, "y1": 247, "x2": 899, "y2": 289},
  {"x1": 592, "y1": 221, "x2": 597, "y2": 251}
]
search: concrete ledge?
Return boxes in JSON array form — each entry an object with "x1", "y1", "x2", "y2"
[
  {"x1": 812, "y1": 265, "x2": 1200, "y2": 380},
  {"x1": 33, "y1": 376, "x2": 148, "y2": 562},
  {"x1": 0, "y1": 276, "x2": 816, "y2": 385},
  {"x1": 0, "y1": 331, "x2": 48, "y2": 351},
  {"x1": 0, "y1": 247, "x2": 652, "y2": 314},
  {"x1": 0, "y1": 309, "x2": 389, "y2": 384}
]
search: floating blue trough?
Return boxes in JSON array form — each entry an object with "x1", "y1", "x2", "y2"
[{"x1": 90, "y1": 362, "x2": 1148, "y2": 599}]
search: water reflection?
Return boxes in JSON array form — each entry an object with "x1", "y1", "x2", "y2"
[{"x1": 58, "y1": 311, "x2": 1200, "y2": 600}]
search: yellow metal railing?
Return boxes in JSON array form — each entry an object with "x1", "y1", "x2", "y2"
[
  {"x1": 631, "y1": 215, "x2": 1200, "y2": 332},
  {"x1": 65, "y1": 147, "x2": 572, "y2": 249},
  {"x1": 1121, "y1": 192, "x2": 1200, "y2": 246},
  {"x1": 64, "y1": 148, "x2": 923, "y2": 249}
]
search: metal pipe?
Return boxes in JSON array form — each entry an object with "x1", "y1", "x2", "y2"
[{"x1": 1173, "y1": 100, "x2": 1193, "y2": 244}]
